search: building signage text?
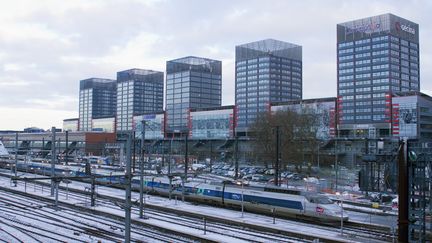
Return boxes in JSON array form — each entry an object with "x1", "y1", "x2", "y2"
[
  {"x1": 346, "y1": 22, "x2": 381, "y2": 34},
  {"x1": 395, "y1": 21, "x2": 416, "y2": 35}
]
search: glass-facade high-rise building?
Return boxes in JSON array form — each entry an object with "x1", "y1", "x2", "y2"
[
  {"x1": 166, "y1": 56, "x2": 222, "y2": 135},
  {"x1": 337, "y1": 14, "x2": 419, "y2": 137},
  {"x1": 116, "y1": 69, "x2": 164, "y2": 131},
  {"x1": 235, "y1": 39, "x2": 302, "y2": 134},
  {"x1": 79, "y1": 78, "x2": 117, "y2": 131}
]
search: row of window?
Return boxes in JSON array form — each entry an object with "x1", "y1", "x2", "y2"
[
  {"x1": 340, "y1": 114, "x2": 387, "y2": 121},
  {"x1": 237, "y1": 58, "x2": 301, "y2": 67}
]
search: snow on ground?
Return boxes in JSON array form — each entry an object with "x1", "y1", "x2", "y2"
[{"x1": 0, "y1": 169, "x2": 391, "y2": 242}]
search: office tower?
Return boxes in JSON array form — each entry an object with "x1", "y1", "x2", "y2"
[
  {"x1": 166, "y1": 56, "x2": 222, "y2": 135},
  {"x1": 79, "y1": 78, "x2": 117, "y2": 131},
  {"x1": 235, "y1": 39, "x2": 302, "y2": 135},
  {"x1": 337, "y1": 13, "x2": 419, "y2": 137},
  {"x1": 116, "y1": 69, "x2": 164, "y2": 131}
]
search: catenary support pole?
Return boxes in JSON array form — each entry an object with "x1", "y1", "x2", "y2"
[
  {"x1": 55, "y1": 181, "x2": 59, "y2": 210},
  {"x1": 168, "y1": 136, "x2": 173, "y2": 200},
  {"x1": 91, "y1": 176, "x2": 96, "y2": 207},
  {"x1": 183, "y1": 134, "x2": 188, "y2": 201},
  {"x1": 140, "y1": 120, "x2": 145, "y2": 218},
  {"x1": 234, "y1": 135, "x2": 239, "y2": 179},
  {"x1": 65, "y1": 131, "x2": 69, "y2": 165},
  {"x1": 13, "y1": 132, "x2": 18, "y2": 186},
  {"x1": 398, "y1": 140, "x2": 408, "y2": 243},
  {"x1": 125, "y1": 132, "x2": 132, "y2": 243},
  {"x1": 51, "y1": 127, "x2": 56, "y2": 196},
  {"x1": 210, "y1": 140, "x2": 213, "y2": 173},
  {"x1": 133, "y1": 131, "x2": 136, "y2": 173},
  {"x1": 274, "y1": 126, "x2": 280, "y2": 186}
]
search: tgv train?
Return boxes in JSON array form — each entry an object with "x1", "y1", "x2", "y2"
[
  {"x1": 0, "y1": 160, "x2": 348, "y2": 222},
  {"x1": 144, "y1": 177, "x2": 348, "y2": 222}
]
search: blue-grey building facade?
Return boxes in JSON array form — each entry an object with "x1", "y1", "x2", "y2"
[
  {"x1": 79, "y1": 78, "x2": 117, "y2": 131},
  {"x1": 116, "y1": 69, "x2": 164, "y2": 131},
  {"x1": 165, "y1": 56, "x2": 222, "y2": 135},
  {"x1": 337, "y1": 13, "x2": 419, "y2": 138},
  {"x1": 235, "y1": 39, "x2": 302, "y2": 135}
]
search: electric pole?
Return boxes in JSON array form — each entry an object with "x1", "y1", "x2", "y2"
[
  {"x1": 140, "y1": 120, "x2": 145, "y2": 218},
  {"x1": 125, "y1": 132, "x2": 132, "y2": 243},
  {"x1": 183, "y1": 133, "x2": 188, "y2": 201},
  {"x1": 274, "y1": 126, "x2": 280, "y2": 186},
  {"x1": 51, "y1": 127, "x2": 56, "y2": 196},
  {"x1": 234, "y1": 136, "x2": 239, "y2": 179}
]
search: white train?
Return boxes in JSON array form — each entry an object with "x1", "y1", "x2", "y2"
[
  {"x1": 1, "y1": 160, "x2": 348, "y2": 222},
  {"x1": 142, "y1": 177, "x2": 348, "y2": 222}
]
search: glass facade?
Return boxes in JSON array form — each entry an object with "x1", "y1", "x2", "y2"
[
  {"x1": 235, "y1": 39, "x2": 302, "y2": 132},
  {"x1": 337, "y1": 14, "x2": 419, "y2": 127},
  {"x1": 190, "y1": 106, "x2": 234, "y2": 139},
  {"x1": 63, "y1": 118, "x2": 79, "y2": 132},
  {"x1": 166, "y1": 56, "x2": 222, "y2": 133},
  {"x1": 133, "y1": 113, "x2": 165, "y2": 139},
  {"x1": 79, "y1": 78, "x2": 116, "y2": 131},
  {"x1": 92, "y1": 117, "x2": 115, "y2": 132},
  {"x1": 271, "y1": 98, "x2": 336, "y2": 140},
  {"x1": 116, "y1": 69, "x2": 164, "y2": 131}
]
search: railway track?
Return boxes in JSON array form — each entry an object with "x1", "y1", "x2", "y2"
[
  {"x1": 2, "y1": 180, "x2": 306, "y2": 243},
  {"x1": 0, "y1": 170, "x2": 395, "y2": 242},
  {"x1": 0, "y1": 190, "x2": 193, "y2": 242}
]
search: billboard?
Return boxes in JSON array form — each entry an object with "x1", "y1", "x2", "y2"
[
  {"x1": 271, "y1": 99, "x2": 336, "y2": 140},
  {"x1": 392, "y1": 96, "x2": 418, "y2": 138},
  {"x1": 190, "y1": 108, "x2": 234, "y2": 139}
]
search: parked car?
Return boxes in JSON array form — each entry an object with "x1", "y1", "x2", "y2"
[{"x1": 370, "y1": 193, "x2": 394, "y2": 203}]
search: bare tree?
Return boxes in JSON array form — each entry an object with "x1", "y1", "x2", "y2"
[{"x1": 250, "y1": 106, "x2": 321, "y2": 172}]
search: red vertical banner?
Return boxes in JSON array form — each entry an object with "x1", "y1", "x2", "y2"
[
  {"x1": 385, "y1": 93, "x2": 392, "y2": 123},
  {"x1": 392, "y1": 103, "x2": 400, "y2": 135}
]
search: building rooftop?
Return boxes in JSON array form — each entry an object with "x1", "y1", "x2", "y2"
[
  {"x1": 117, "y1": 69, "x2": 164, "y2": 82},
  {"x1": 167, "y1": 56, "x2": 222, "y2": 74},
  {"x1": 80, "y1": 78, "x2": 116, "y2": 90},
  {"x1": 63, "y1": 118, "x2": 79, "y2": 122},
  {"x1": 236, "y1": 39, "x2": 302, "y2": 61},
  {"x1": 337, "y1": 13, "x2": 419, "y2": 43},
  {"x1": 117, "y1": 68, "x2": 162, "y2": 76},
  {"x1": 169, "y1": 56, "x2": 220, "y2": 66},
  {"x1": 393, "y1": 91, "x2": 432, "y2": 102}
]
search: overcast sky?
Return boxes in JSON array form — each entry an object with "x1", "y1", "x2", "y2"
[{"x1": 0, "y1": 0, "x2": 431, "y2": 130}]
